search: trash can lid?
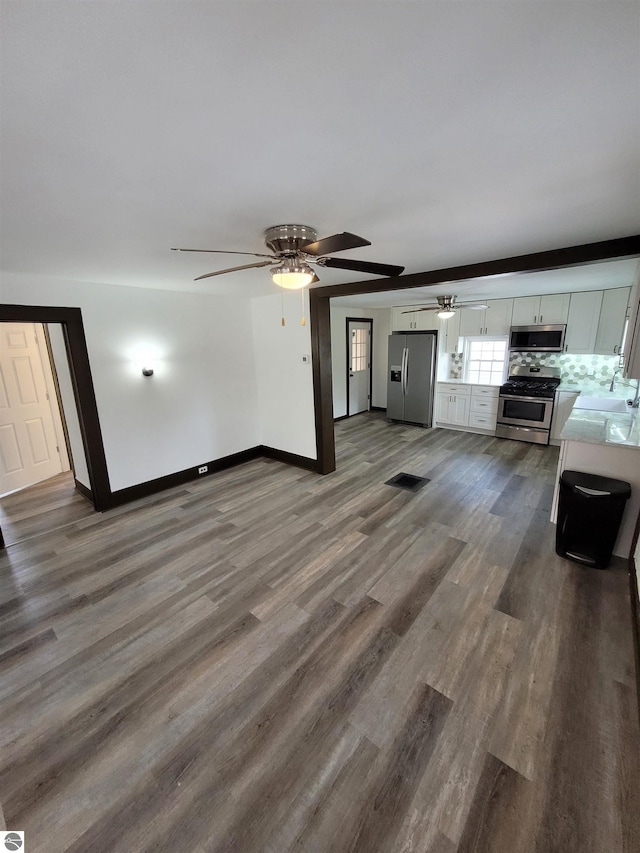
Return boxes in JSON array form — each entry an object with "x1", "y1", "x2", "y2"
[{"x1": 560, "y1": 469, "x2": 632, "y2": 498}]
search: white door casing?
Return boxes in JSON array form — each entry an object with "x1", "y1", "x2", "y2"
[
  {"x1": 348, "y1": 321, "x2": 371, "y2": 416},
  {"x1": 0, "y1": 323, "x2": 64, "y2": 495}
]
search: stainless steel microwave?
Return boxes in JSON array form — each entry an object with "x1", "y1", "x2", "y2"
[{"x1": 508, "y1": 324, "x2": 566, "y2": 352}]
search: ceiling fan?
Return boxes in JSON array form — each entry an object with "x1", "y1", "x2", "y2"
[
  {"x1": 172, "y1": 224, "x2": 405, "y2": 289},
  {"x1": 402, "y1": 295, "x2": 489, "y2": 319}
]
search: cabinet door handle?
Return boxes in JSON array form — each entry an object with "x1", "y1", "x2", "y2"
[
  {"x1": 540, "y1": 315, "x2": 543, "y2": 323},
  {"x1": 613, "y1": 344, "x2": 618, "y2": 354}
]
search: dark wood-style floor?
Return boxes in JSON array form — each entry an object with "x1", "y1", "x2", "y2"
[
  {"x1": 0, "y1": 413, "x2": 638, "y2": 852},
  {"x1": 0, "y1": 471, "x2": 95, "y2": 547}
]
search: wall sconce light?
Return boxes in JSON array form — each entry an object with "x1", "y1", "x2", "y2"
[{"x1": 142, "y1": 367, "x2": 154, "y2": 377}]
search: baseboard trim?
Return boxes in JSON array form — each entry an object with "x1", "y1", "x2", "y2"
[
  {"x1": 108, "y1": 446, "x2": 264, "y2": 508},
  {"x1": 74, "y1": 479, "x2": 93, "y2": 503},
  {"x1": 335, "y1": 408, "x2": 385, "y2": 422},
  {"x1": 106, "y1": 445, "x2": 318, "y2": 509},
  {"x1": 260, "y1": 446, "x2": 318, "y2": 471}
]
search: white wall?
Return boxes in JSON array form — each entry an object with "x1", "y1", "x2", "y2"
[
  {"x1": 372, "y1": 308, "x2": 392, "y2": 409},
  {"x1": 330, "y1": 304, "x2": 391, "y2": 418},
  {"x1": 1, "y1": 272, "x2": 260, "y2": 491},
  {"x1": 250, "y1": 290, "x2": 316, "y2": 459}
]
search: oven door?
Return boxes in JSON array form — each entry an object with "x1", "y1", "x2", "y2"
[{"x1": 497, "y1": 394, "x2": 553, "y2": 430}]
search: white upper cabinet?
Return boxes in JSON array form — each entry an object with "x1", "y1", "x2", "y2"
[
  {"x1": 391, "y1": 306, "x2": 413, "y2": 330},
  {"x1": 511, "y1": 296, "x2": 539, "y2": 326},
  {"x1": 415, "y1": 310, "x2": 439, "y2": 331},
  {"x1": 564, "y1": 291, "x2": 603, "y2": 354},
  {"x1": 623, "y1": 270, "x2": 640, "y2": 379},
  {"x1": 594, "y1": 287, "x2": 631, "y2": 355},
  {"x1": 458, "y1": 299, "x2": 512, "y2": 336},
  {"x1": 440, "y1": 310, "x2": 461, "y2": 354},
  {"x1": 458, "y1": 307, "x2": 484, "y2": 337},
  {"x1": 484, "y1": 299, "x2": 513, "y2": 335},
  {"x1": 511, "y1": 293, "x2": 569, "y2": 325},
  {"x1": 391, "y1": 306, "x2": 438, "y2": 331}
]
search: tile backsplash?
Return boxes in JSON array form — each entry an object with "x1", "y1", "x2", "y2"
[
  {"x1": 508, "y1": 352, "x2": 619, "y2": 391},
  {"x1": 449, "y1": 353, "x2": 464, "y2": 379},
  {"x1": 448, "y1": 350, "x2": 621, "y2": 391}
]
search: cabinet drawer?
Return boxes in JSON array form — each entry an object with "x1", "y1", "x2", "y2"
[
  {"x1": 471, "y1": 385, "x2": 499, "y2": 398},
  {"x1": 469, "y1": 412, "x2": 497, "y2": 429},
  {"x1": 437, "y1": 383, "x2": 471, "y2": 396},
  {"x1": 470, "y1": 396, "x2": 498, "y2": 414}
]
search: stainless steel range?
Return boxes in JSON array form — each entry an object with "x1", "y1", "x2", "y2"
[{"x1": 495, "y1": 365, "x2": 561, "y2": 445}]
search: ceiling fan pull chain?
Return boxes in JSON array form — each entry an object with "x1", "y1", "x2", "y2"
[
  {"x1": 301, "y1": 288, "x2": 306, "y2": 326},
  {"x1": 281, "y1": 291, "x2": 286, "y2": 326}
]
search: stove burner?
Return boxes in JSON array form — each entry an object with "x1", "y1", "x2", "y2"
[{"x1": 500, "y1": 376, "x2": 561, "y2": 399}]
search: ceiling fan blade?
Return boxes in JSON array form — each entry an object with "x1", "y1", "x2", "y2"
[
  {"x1": 172, "y1": 247, "x2": 275, "y2": 259},
  {"x1": 300, "y1": 232, "x2": 371, "y2": 256},
  {"x1": 194, "y1": 259, "x2": 274, "y2": 281},
  {"x1": 322, "y1": 257, "x2": 404, "y2": 277},
  {"x1": 401, "y1": 306, "x2": 439, "y2": 313},
  {"x1": 462, "y1": 302, "x2": 489, "y2": 310}
]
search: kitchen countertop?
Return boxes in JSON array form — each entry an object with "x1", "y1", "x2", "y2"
[
  {"x1": 560, "y1": 397, "x2": 640, "y2": 449},
  {"x1": 437, "y1": 378, "x2": 501, "y2": 386}
]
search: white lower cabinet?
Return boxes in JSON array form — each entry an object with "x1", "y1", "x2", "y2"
[
  {"x1": 435, "y1": 383, "x2": 498, "y2": 432},
  {"x1": 469, "y1": 412, "x2": 496, "y2": 429},
  {"x1": 436, "y1": 390, "x2": 470, "y2": 426}
]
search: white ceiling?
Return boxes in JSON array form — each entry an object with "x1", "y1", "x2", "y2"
[{"x1": 1, "y1": 2, "x2": 639, "y2": 300}]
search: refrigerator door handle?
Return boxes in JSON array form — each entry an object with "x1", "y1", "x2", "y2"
[{"x1": 401, "y1": 347, "x2": 408, "y2": 395}]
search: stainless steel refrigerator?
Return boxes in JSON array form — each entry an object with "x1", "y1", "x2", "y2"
[{"x1": 387, "y1": 332, "x2": 436, "y2": 426}]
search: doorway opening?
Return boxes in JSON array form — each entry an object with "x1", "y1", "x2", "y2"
[
  {"x1": 1, "y1": 322, "x2": 72, "y2": 497},
  {"x1": 0, "y1": 321, "x2": 97, "y2": 546},
  {"x1": 346, "y1": 318, "x2": 373, "y2": 417},
  {"x1": 0, "y1": 304, "x2": 111, "y2": 549}
]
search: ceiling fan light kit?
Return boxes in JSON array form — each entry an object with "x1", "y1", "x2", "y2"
[
  {"x1": 172, "y1": 223, "x2": 404, "y2": 289},
  {"x1": 270, "y1": 261, "x2": 315, "y2": 290},
  {"x1": 402, "y1": 295, "x2": 489, "y2": 320}
]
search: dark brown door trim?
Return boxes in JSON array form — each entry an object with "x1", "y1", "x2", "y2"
[
  {"x1": 310, "y1": 235, "x2": 640, "y2": 474},
  {"x1": 0, "y1": 304, "x2": 111, "y2": 511}
]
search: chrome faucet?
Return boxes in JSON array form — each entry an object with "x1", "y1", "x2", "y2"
[{"x1": 609, "y1": 364, "x2": 622, "y2": 393}]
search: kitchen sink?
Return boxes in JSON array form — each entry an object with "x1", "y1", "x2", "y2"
[{"x1": 573, "y1": 396, "x2": 630, "y2": 413}]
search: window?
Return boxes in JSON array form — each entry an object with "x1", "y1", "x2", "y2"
[
  {"x1": 464, "y1": 337, "x2": 507, "y2": 385},
  {"x1": 350, "y1": 328, "x2": 368, "y2": 372}
]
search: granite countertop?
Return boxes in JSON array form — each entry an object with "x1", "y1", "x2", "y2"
[
  {"x1": 561, "y1": 401, "x2": 640, "y2": 450},
  {"x1": 437, "y1": 378, "x2": 502, "y2": 386}
]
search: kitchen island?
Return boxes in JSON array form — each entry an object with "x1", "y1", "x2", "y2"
[{"x1": 551, "y1": 397, "x2": 640, "y2": 559}]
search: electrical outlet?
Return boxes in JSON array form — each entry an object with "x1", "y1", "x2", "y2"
[{"x1": 198, "y1": 465, "x2": 208, "y2": 475}]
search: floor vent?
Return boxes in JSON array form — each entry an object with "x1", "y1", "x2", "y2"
[{"x1": 384, "y1": 472, "x2": 430, "y2": 492}]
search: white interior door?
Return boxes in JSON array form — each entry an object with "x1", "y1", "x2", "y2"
[
  {"x1": 347, "y1": 320, "x2": 372, "y2": 416},
  {"x1": 0, "y1": 323, "x2": 65, "y2": 495}
]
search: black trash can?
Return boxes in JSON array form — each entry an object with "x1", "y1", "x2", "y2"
[{"x1": 556, "y1": 470, "x2": 631, "y2": 569}]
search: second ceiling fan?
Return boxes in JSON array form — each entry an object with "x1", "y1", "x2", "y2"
[
  {"x1": 172, "y1": 224, "x2": 405, "y2": 289},
  {"x1": 402, "y1": 295, "x2": 489, "y2": 319}
]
